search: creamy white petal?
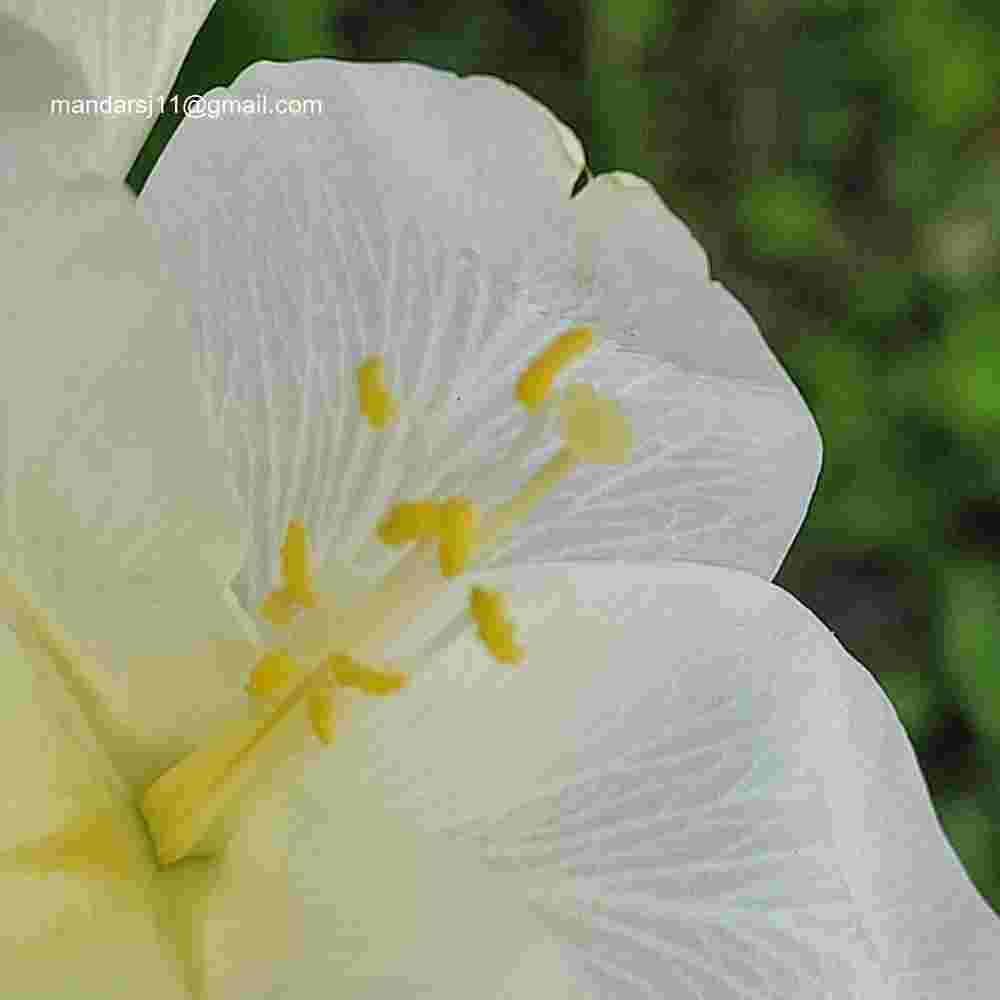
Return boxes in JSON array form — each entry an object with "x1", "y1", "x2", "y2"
[
  {"x1": 1, "y1": 175, "x2": 254, "y2": 782},
  {"x1": 0, "y1": 15, "x2": 99, "y2": 181},
  {"x1": 282, "y1": 757, "x2": 583, "y2": 998},
  {"x1": 0, "y1": 623, "x2": 190, "y2": 998},
  {"x1": 138, "y1": 58, "x2": 591, "y2": 613},
  {"x1": 1, "y1": 0, "x2": 215, "y2": 177},
  {"x1": 319, "y1": 561, "x2": 1000, "y2": 997},
  {"x1": 0, "y1": 618, "x2": 299, "y2": 999},
  {"x1": 157, "y1": 781, "x2": 300, "y2": 1000}
]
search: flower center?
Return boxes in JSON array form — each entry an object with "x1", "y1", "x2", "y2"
[{"x1": 140, "y1": 328, "x2": 633, "y2": 866}]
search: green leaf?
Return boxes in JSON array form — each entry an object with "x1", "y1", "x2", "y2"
[{"x1": 942, "y1": 560, "x2": 1000, "y2": 751}]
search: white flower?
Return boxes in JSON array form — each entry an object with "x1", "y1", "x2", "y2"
[{"x1": 2, "y1": 9, "x2": 999, "y2": 999}]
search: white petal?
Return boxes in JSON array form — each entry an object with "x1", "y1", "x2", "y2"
[
  {"x1": 0, "y1": 0, "x2": 214, "y2": 177},
  {"x1": 158, "y1": 781, "x2": 300, "y2": 1000},
  {"x1": 0, "y1": 14, "x2": 99, "y2": 181},
  {"x1": 282, "y1": 758, "x2": 582, "y2": 998},
  {"x1": 493, "y1": 171, "x2": 820, "y2": 580},
  {"x1": 0, "y1": 624, "x2": 188, "y2": 998},
  {"x1": 1, "y1": 175, "x2": 253, "y2": 764},
  {"x1": 137, "y1": 59, "x2": 593, "y2": 611},
  {"x1": 0, "y1": 618, "x2": 299, "y2": 998},
  {"x1": 487, "y1": 333, "x2": 822, "y2": 581},
  {"x1": 576, "y1": 171, "x2": 796, "y2": 387},
  {"x1": 142, "y1": 59, "x2": 819, "y2": 612},
  {"x1": 326, "y1": 561, "x2": 1000, "y2": 997}
]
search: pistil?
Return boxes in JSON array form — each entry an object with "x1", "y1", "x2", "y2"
[{"x1": 142, "y1": 667, "x2": 323, "y2": 864}]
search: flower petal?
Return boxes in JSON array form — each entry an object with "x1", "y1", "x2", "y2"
[
  {"x1": 137, "y1": 59, "x2": 592, "y2": 611},
  {"x1": 0, "y1": 624, "x2": 188, "y2": 999},
  {"x1": 281, "y1": 758, "x2": 582, "y2": 998},
  {"x1": 0, "y1": 14, "x2": 99, "y2": 181},
  {"x1": 0, "y1": 617, "x2": 299, "y2": 998},
  {"x1": 332, "y1": 561, "x2": 1000, "y2": 997},
  {"x1": 488, "y1": 328, "x2": 822, "y2": 581},
  {"x1": 0, "y1": 0, "x2": 214, "y2": 177},
  {"x1": 156, "y1": 781, "x2": 300, "y2": 1000},
  {"x1": 141, "y1": 59, "x2": 817, "y2": 613},
  {"x1": 491, "y1": 171, "x2": 820, "y2": 580},
  {"x1": 1, "y1": 175, "x2": 254, "y2": 768}
]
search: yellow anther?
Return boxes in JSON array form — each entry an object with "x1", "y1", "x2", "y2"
[
  {"x1": 258, "y1": 587, "x2": 297, "y2": 627},
  {"x1": 325, "y1": 653, "x2": 409, "y2": 695},
  {"x1": 560, "y1": 383, "x2": 633, "y2": 465},
  {"x1": 438, "y1": 497, "x2": 478, "y2": 578},
  {"x1": 469, "y1": 587, "x2": 525, "y2": 666},
  {"x1": 308, "y1": 689, "x2": 336, "y2": 745},
  {"x1": 377, "y1": 501, "x2": 442, "y2": 546},
  {"x1": 259, "y1": 520, "x2": 320, "y2": 625},
  {"x1": 357, "y1": 355, "x2": 399, "y2": 430},
  {"x1": 516, "y1": 326, "x2": 594, "y2": 411},
  {"x1": 247, "y1": 649, "x2": 297, "y2": 698},
  {"x1": 281, "y1": 519, "x2": 318, "y2": 607}
]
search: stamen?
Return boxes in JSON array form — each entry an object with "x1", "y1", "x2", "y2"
[
  {"x1": 247, "y1": 650, "x2": 296, "y2": 698},
  {"x1": 438, "y1": 497, "x2": 478, "y2": 578},
  {"x1": 142, "y1": 649, "x2": 406, "y2": 863},
  {"x1": 322, "y1": 542, "x2": 447, "y2": 664},
  {"x1": 358, "y1": 355, "x2": 399, "y2": 430},
  {"x1": 377, "y1": 501, "x2": 442, "y2": 546},
  {"x1": 325, "y1": 653, "x2": 409, "y2": 695},
  {"x1": 478, "y1": 387, "x2": 633, "y2": 559},
  {"x1": 281, "y1": 519, "x2": 318, "y2": 608},
  {"x1": 141, "y1": 341, "x2": 637, "y2": 870},
  {"x1": 469, "y1": 587, "x2": 524, "y2": 665},
  {"x1": 473, "y1": 395, "x2": 557, "y2": 508},
  {"x1": 258, "y1": 520, "x2": 319, "y2": 625},
  {"x1": 377, "y1": 497, "x2": 479, "y2": 578},
  {"x1": 516, "y1": 327, "x2": 594, "y2": 410}
]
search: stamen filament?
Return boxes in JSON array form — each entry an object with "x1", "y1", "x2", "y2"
[
  {"x1": 477, "y1": 448, "x2": 580, "y2": 558},
  {"x1": 284, "y1": 447, "x2": 581, "y2": 670},
  {"x1": 335, "y1": 542, "x2": 448, "y2": 663}
]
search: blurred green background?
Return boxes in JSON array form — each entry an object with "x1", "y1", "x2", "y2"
[{"x1": 129, "y1": 0, "x2": 1000, "y2": 909}]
